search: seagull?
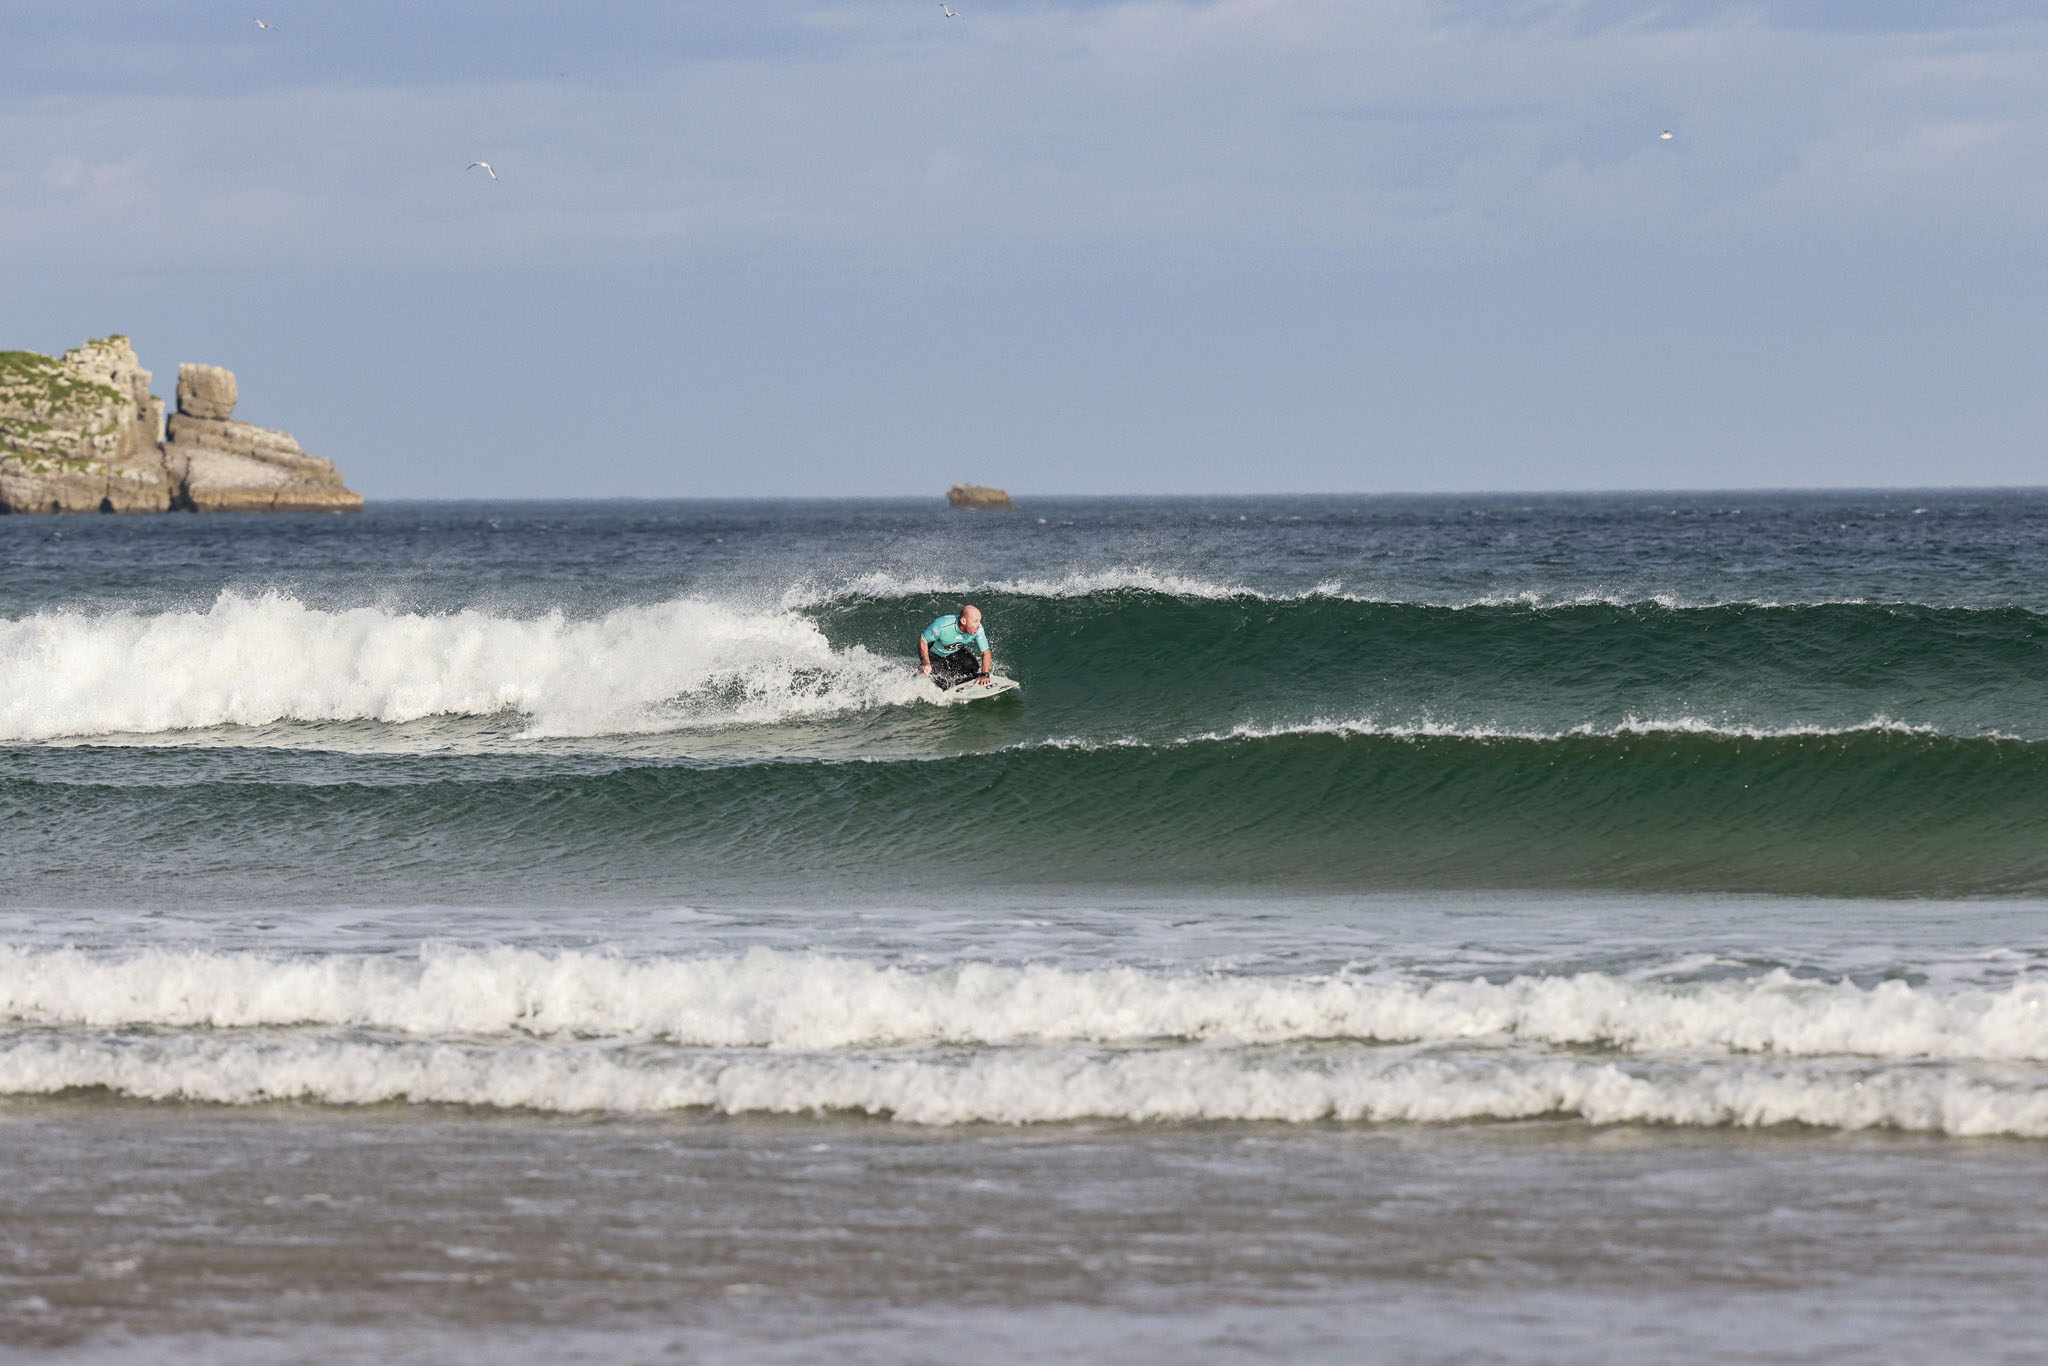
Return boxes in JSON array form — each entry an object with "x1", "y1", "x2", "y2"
[
  {"x1": 941, "y1": 4, "x2": 958, "y2": 16},
  {"x1": 254, "y1": 18, "x2": 274, "y2": 29},
  {"x1": 1659, "y1": 129, "x2": 1674, "y2": 140},
  {"x1": 467, "y1": 161, "x2": 499, "y2": 181}
]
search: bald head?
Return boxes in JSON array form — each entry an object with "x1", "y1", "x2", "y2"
[{"x1": 959, "y1": 604, "x2": 982, "y2": 631}]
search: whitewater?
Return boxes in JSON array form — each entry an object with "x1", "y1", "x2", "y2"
[
  {"x1": 0, "y1": 590, "x2": 930, "y2": 741},
  {"x1": 5, "y1": 943, "x2": 2048, "y2": 1134},
  {"x1": 8, "y1": 946, "x2": 2048, "y2": 1062}
]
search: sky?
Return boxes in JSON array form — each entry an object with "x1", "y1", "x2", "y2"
[{"x1": 3, "y1": 0, "x2": 2044, "y2": 498}]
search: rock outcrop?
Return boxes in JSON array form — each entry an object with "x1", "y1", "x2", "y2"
[
  {"x1": 0, "y1": 338, "x2": 360, "y2": 514},
  {"x1": 0, "y1": 337, "x2": 171, "y2": 513},
  {"x1": 177, "y1": 363, "x2": 238, "y2": 420},
  {"x1": 164, "y1": 364, "x2": 361, "y2": 513},
  {"x1": 947, "y1": 483, "x2": 1014, "y2": 509}
]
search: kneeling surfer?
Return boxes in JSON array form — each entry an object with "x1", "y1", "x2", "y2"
[{"x1": 919, "y1": 604, "x2": 993, "y2": 689}]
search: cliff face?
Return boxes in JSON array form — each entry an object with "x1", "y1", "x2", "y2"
[
  {"x1": 0, "y1": 337, "x2": 171, "y2": 513},
  {"x1": 0, "y1": 339, "x2": 361, "y2": 515},
  {"x1": 164, "y1": 364, "x2": 362, "y2": 513}
]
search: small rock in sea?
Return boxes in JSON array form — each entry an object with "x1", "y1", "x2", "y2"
[{"x1": 947, "y1": 483, "x2": 1014, "y2": 509}]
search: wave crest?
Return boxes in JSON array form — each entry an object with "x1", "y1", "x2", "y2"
[
  {"x1": 7, "y1": 947, "x2": 2047, "y2": 1061},
  {"x1": 9, "y1": 946, "x2": 2048, "y2": 1133},
  {"x1": 7, "y1": 1030, "x2": 2048, "y2": 1136},
  {"x1": 0, "y1": 591, "x2": 920, "y2": 741}
]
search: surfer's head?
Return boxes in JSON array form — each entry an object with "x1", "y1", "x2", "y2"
[{"x1": 959, "y1": 605, "x2": 982, "y2": 632}]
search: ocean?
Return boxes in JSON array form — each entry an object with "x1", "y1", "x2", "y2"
[{"x1": 3, "y1": 492, "x2": 2047, "y2": 1361}]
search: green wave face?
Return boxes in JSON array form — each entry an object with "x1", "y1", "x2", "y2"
[
  {"x1": 7, "y1": 568, "x2": 2046, "y2": 904},
  {"x1": 810, "y1": 592, "x2": 2048, "y2": 742},
  {"x1": 10, "y1": 729, "x2": 2048, "y2": 902}
]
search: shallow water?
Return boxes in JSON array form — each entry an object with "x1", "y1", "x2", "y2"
[{"x1": 9, "y1": 1107, "x2": 2048, "y2": 1363}]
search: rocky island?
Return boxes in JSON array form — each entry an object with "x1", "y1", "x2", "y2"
[
  {"x1": 0, "y1": 336, "x2": 361, "y2": 514},
  {"x1": 946, "y1": 483, "x2": 1014, "y2": 509}
]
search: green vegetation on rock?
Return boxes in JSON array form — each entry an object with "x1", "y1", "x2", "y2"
[
  {"x1": 0, "y1": 348, "x2": 124, "y2": 416},
  {"x1": 0, "y1": 345, "x2": 132, "y2": 488}
]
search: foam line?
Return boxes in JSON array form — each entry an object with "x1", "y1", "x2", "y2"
[
  {"x1": 6, "y1": 948, "x2": 2047, "y2": 1061},
  {"x1": 1190, "y1": 716, "x2": 1975, "y2": 744},
  {"x1": 784, "y1": 569, "x2": 2035, "y2": 612},
  {"x1": 4, "y1": 1034, "x2": 2046, "y2": 1134}
]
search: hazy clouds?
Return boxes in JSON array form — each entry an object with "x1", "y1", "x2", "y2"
[{"x1": 5, "y1": 1, "x2": 2044, "y2": 494}]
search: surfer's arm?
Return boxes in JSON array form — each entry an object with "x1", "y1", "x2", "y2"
[
  {"x1": 918, "y1": 637, "x2": 933, "y2": 674},
  {"x1": 978, "y1": 648, "x2": 992, "y2": 680}
]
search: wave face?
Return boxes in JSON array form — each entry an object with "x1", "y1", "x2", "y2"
[
  {"x1": 4, "y1": 494, "x2": 2047, "y2": 900},
  {"x1": 811, "y1": 589, "x2": 2048, "y2": 742},
  {"x1": 8, "y1": 727, "x2": 2047, "y2": 899},
  {"x1": 4, "y1": 588, "x2": 2045, "y2": 745},
  {"x1": 5, "y1": 946, "x2": 2048, "y2": 1134}
]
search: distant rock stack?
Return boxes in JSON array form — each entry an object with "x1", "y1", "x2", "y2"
[
  {"x1": 165, "y1": 363, "x2": 362, "y2": 513},
  {"x1": 947, "y1": 483, "x2": 1014, "y2": 509},
  {"x1": 0, "y1": 335, "x2": 362, "y2": 514}
]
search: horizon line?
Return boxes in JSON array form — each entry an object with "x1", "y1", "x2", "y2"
[{"x1": 352, "y1": 484, "x2": 2048, "y2": 504}]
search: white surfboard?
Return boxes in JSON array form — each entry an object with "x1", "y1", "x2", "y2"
[{"x1": 932, "y1": 673, "x2": 1021, "y2": 703}]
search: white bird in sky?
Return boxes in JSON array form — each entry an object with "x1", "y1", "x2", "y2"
[
  {"x1": 254, "y1": 18, "x2": 274, "y2": 29},
  {"x1": 468, "y1": 161, "x2": 499, "y2": 181},
  {"x1": 941, "y1": 4, "x2": 958, "y2": 17},
  {"x1": 1659, "y1": 129, "x2": 1674, "y2": 140}
]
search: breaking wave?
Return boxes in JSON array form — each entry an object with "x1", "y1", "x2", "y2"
[
  {"x1": 5, "y1": 948, "x2": 2048, "y2": 1135},
  {"x1": 8, "y1": 1038, "x2": 2048, "y2": 1134},
  {"x1": 5, "y1": 946, "x2": 2047, "y2": 1060},
  {"x1": 0, "y1": 591, "x2": 923, "y2": 741},
  {"x1": 5, "y1": 584, "x2": 2045, "y2": 746},
  {"x1": 781, "y1": 566, "x2": 1988, "y2": 612},
  {"x1": 5, "y1": 579, "x2": 2044, "y2": 896}
]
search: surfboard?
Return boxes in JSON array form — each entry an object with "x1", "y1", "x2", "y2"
[{"x1": 931, "y1": 673, "x2": 1021, "y2": 703}]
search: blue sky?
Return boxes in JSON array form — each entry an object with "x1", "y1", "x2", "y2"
[{"x1": 4, "y1": 0, "x2": 2044, "y2": 496}]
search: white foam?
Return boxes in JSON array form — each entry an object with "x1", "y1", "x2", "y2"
[
  {"x1": 996, "y1": 716, "x2": 1979, "y2": 755},
  {"x1": 1191, "y1": 715, "x2": 1980, "y2": 745},
  {"x1": 0, "y1": 592, "x2": 924, "y2": 741},
  {"x1": 4, "y1": 1034, "x2": 2046, "y2": 1135},
  {"x1": 5, "y1": 947, "x2": 2047, "y2": 1062},
  {"x1": 784, "y1": 566, "x2": 1287, "y2": 607},
  {"x1": 780, "y1": 569, "x2": 2011, "y2": 614}
]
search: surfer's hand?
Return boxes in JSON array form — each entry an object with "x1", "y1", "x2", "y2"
[{"x1": 919, "y1": 662, "x2": 932, "y2": 676}]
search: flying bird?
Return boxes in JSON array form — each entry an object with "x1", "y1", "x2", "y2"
[
  {"x1": 941, "y1": 4, "x2": 958, "y2": 16},
  {"x1": 254, "y1": 18, "x2": 274, "y2": 29},
  {"x1": 468, "y1": 161, "x2": 499, "y2": 181},
  {"x1": 1659, "y1": 129, "x2": 1674, "y2": 140}
]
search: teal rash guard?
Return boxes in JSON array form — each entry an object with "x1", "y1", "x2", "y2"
[{"x1": 921, "y1": 615, "x2": 990, "y2": 656}]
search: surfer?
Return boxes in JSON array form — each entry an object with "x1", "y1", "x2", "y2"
[{"x1": 918, "y1": 604, "x2": 993, "y2": 689}]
